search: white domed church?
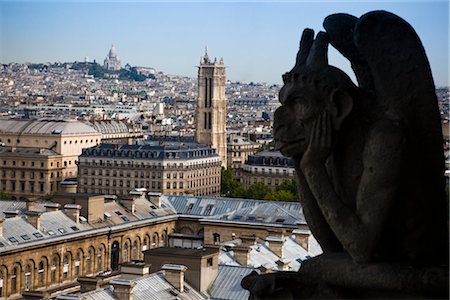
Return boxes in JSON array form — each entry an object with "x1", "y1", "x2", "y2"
[{"x1": 103, "y1": 44, "x2": 121, "y2": 71}]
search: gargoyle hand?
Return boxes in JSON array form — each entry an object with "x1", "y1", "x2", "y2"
[{"x1": 301, "y1": 111, "x2": 332, "y2": 170}]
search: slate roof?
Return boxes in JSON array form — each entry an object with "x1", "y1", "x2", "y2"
[
  {"x1": 0, "y1": 119, "x2": 100, "y2": 135},
  {"x1": 58, "y1": 271, "x2": 206, "y2": 300},
  {"x1": 219, "y1": 235, "x2": 323, "y2": 272},
  {"x1": 167, "y1": 195, "x2": 305, "y2": 224},
  {"x1": 0, "y1": 197, "x2": 178, "y2": 252},
  {"x1": 208, "y1": 265, "x2": 259, "y2": 300},
  {"x1": 80, "y1": 141, "x2": 219, "y2": 160},
  {"x1": 205, "y1": 202, "x2": 300, "y2": 227}
]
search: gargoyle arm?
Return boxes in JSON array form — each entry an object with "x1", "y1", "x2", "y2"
[{"x1": 302, "y1": 118, "x2": 405, "y2": 263}]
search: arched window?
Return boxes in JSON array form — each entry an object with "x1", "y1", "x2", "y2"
[
  {"x1": 86, "y1": 249, "x2": 93, "y2": 274},
  {"x1": 97, "y1": 247, "x2": 103, "y2": 271},
  {"x1": 51, "y1": 257, "x2": 58, "y2": 282},
  {"x1": 123, "y1": 242, "x2": 129, "y2": 262},
  {"x1": 25, "y1": 265, "x2": 32, "y2": 291},
  {"x1": 132, "y1": 240, "x2": 138, "y2": 260},
  {"x1": 161, "y1": 231, "x2": 167, "y2": 247},
  {"x1": 143, "y1": 236, "x2": 149, "y2": 251},
  {"x1": 38, "y1": 261, "x2": 45, "y2": 286},
  {"x1": 63, "y1": 255, "x2": 69, "y2": 280},
  {"x1": 11, "y1": 266, "x2": 18, "y2": 294},
  {"x1": 75, "y1": 252, "x2": 82, "y2": 276}
]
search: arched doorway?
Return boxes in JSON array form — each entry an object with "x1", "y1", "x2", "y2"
[{"x1": 110, "y1": 241, "x2": 120, "y2": 271}]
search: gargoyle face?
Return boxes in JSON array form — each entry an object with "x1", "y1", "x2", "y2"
[{"x1": 274, "y1": 82, "x2": 326, "y2": 159}]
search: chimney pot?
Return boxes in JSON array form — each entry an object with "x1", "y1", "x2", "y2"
[
  {"x1": 111, "y1": 279, "x2": 136, "y2": 300},
  {"x1": 44, "y1": 203, "x2": 61, "y2": 212},
  {"x1": 64, "y1": 204, "x2": 81, "y2": 223},
  {"x1": 25, "y1": 211, "x2": 42, "y2": 229},
  {"x1": 3, "y1": 210, "x2": 21, "y2": 218},
  {"x1": 162, "y1": 264, "x2": 187, "y2": 293},
  {"x1": 233, "y1": 246, "x2": 251, "y2": 266},
  {"x1": 147, "y1": 192, "x2": 162, "y2": 209}
]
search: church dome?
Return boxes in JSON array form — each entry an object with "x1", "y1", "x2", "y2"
[{"x1": 109, "y1": 45, "x2": 117, "y2": 58}]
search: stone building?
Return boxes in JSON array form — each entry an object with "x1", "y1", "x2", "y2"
[
  {"x1": 195, "y1": 48, "x2": 227, "y2": 167},
  {"x1": 0, "y1": 147, "x2": 64, "y2": 200},
  {"x1": 0, "y1": 119, "x2": 102, "y2": 198},
  {"x1": 0, "y1": 194, "x2": 176, "y2": 299},
  {"x1": 0, "y1": 192, "x2": 315, "y2": 299},
  {"x1": 238, "y1": 151, "x2": 296, "y2": 190},
  {"x1": 103, "y1": 45, "x2": 121, "y2": 71},
  {"x1": 77, "y1": 142, "x2": 221, "y2": 197},
  {"x1": 226, "y1": 134, "x2": 261, "y2": 169}
]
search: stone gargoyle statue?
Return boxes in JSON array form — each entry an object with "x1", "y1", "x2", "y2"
[{"x1": 242, "y1": 10, "x2": 449, "y2": 299}]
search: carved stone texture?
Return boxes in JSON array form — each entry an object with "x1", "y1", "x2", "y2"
[{"x1": 242, "y1": 10, "x2": 448, "y2": 299}]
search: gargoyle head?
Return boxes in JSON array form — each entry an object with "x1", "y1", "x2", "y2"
[{"x1": 274, "y1": 29, "x2": 358, "y2": 159}]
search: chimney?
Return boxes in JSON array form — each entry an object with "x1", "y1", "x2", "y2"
[
  {"x1": 147, "y1": 192, "x2": 162, "y2": 208},
  {"x1": 293, "y1": 229, "x2": 311, "y2": 251},
  {"x1": 44, "y1": 203, "x2": 61, "y2": 212},
  {"x1": 61, "y1": 181, "x2": 78, "y2": 193},
  {"x1": 240, "y1": 235, "x2": 258, "y2": 247},
  {"x1": 233, "y1": 246, "x2": 251, "y2": 266},
  {"x1": 26, "y1": 200, "x2": 39, "y2": 212},
  {"x1": 111, "y1": 279, "x2": 136, "y2": 300},
  {"x1": 77, "y1": 277, "x2": 102, "y2": 293},
  {"x1": 275, "y1": 258, "x2": 290, "y2": 271},
  {"x1": 64, "y1": 204, "x2": 81, "y2": 223},
  {"x1": 120, "y1": 261, "x2": 150, "y2": 276},
  {"x1": 120, "y1": 197, "x2": 136, "y2": 214},
  {"x1": 3, "y1": 210, "x2": 20, "y2": 219},
  {"x1": 266, "y1": 235, "x2": 285, "y2": 258},
  {"x1": 162, "y1": 264, "x2": 187, "y2": 293},
  {"x1": 25, "y1": 211, "x2": 42, "y2": 229},
  {"x1": 257, "y1": 264, "x2": 271, "y2": 274}
]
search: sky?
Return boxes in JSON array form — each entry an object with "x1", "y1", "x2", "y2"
[{"x1": 0, "y1": 1, "x2": 448, "y2": 86}]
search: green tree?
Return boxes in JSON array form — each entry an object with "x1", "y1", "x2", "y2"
[
  {"x1": 276, "y1": 179, "x2": 298, "y2": 197},
  {"x1": 221, "y1": 168, "x2": 245, "y2": 197},
  {"x1": 264, "y1": 190, "x2": 297, "y2": 202},
  {"x1": 245, "y1": 182, "x2": 270, "y2": 199}
]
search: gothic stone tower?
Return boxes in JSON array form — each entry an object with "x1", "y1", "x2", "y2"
[{"x1": 195, "y1": 48, "x2": 227, "y2": 168}]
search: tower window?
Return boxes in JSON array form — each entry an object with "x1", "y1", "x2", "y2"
[
  {"x1": 209, "y1": 78, "x2": 213, "y2": 107},
  {"x1": 208, "y1": 112, "x2": 212, "y2": 129},
  {"x1": 204, "y1": 112, "x2": 208, "y2": 129},
  {"x1": 205, "y1": 78, "x2": 208, "y2": 107}
]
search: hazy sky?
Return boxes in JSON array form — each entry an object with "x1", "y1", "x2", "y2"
[{"x1": 0, "y1": 1, "x2": 448, "y2": 86}]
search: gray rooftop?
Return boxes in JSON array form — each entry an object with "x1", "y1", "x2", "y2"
[
  {"x1": 0, "y1": 119, "x2": 100, "y2": 135},
  {"x1": 209, "y1": 265, "x2": 259, "y2": 300}
]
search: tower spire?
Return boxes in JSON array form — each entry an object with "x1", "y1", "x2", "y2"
[{"x1": 203, "y1": 46, "x2": 210, "y2": 64}]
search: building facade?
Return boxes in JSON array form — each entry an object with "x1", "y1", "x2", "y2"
[
  {"x1": 0, "y1": 147, "x2": 64, "y2": 200},
  {"x1": 77, "y1": 142, "x2": 221, "y2": 197},
  {"x1": 227, "y1": 135, "x2": 261, "y2": 169},
  {"x1": 103, "y1": 45, "x2": 121, "y2": 71},
  {"x1": 238, "y1": 151, "x2": 296, "y2": 190},
  {"x1": 0, "y1": 193, "x2": 313, "y2": 299},
  {"x1": 0, "y1": 119, "x2": 102, "y2": 199},
  {"x1": 195, "y1": 48, "x2": 227, "y2": 167}
]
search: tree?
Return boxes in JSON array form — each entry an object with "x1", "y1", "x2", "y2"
[
  {"x1": 221, "y1": 168, "x2": 245, "y2": 197},
  {"x1": 276, "y1": 179, "x2": 298, "y2": 197},
  {"x1": 245, "y1": 182, "x2": 270, "y2": 200},
  {"x1": 264, "y1": 190, "x2": 297, "y2": 202}
]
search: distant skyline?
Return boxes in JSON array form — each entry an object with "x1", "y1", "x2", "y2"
[{"x1": 0, "y1": 1, "x2": 448, "y2": 86}]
